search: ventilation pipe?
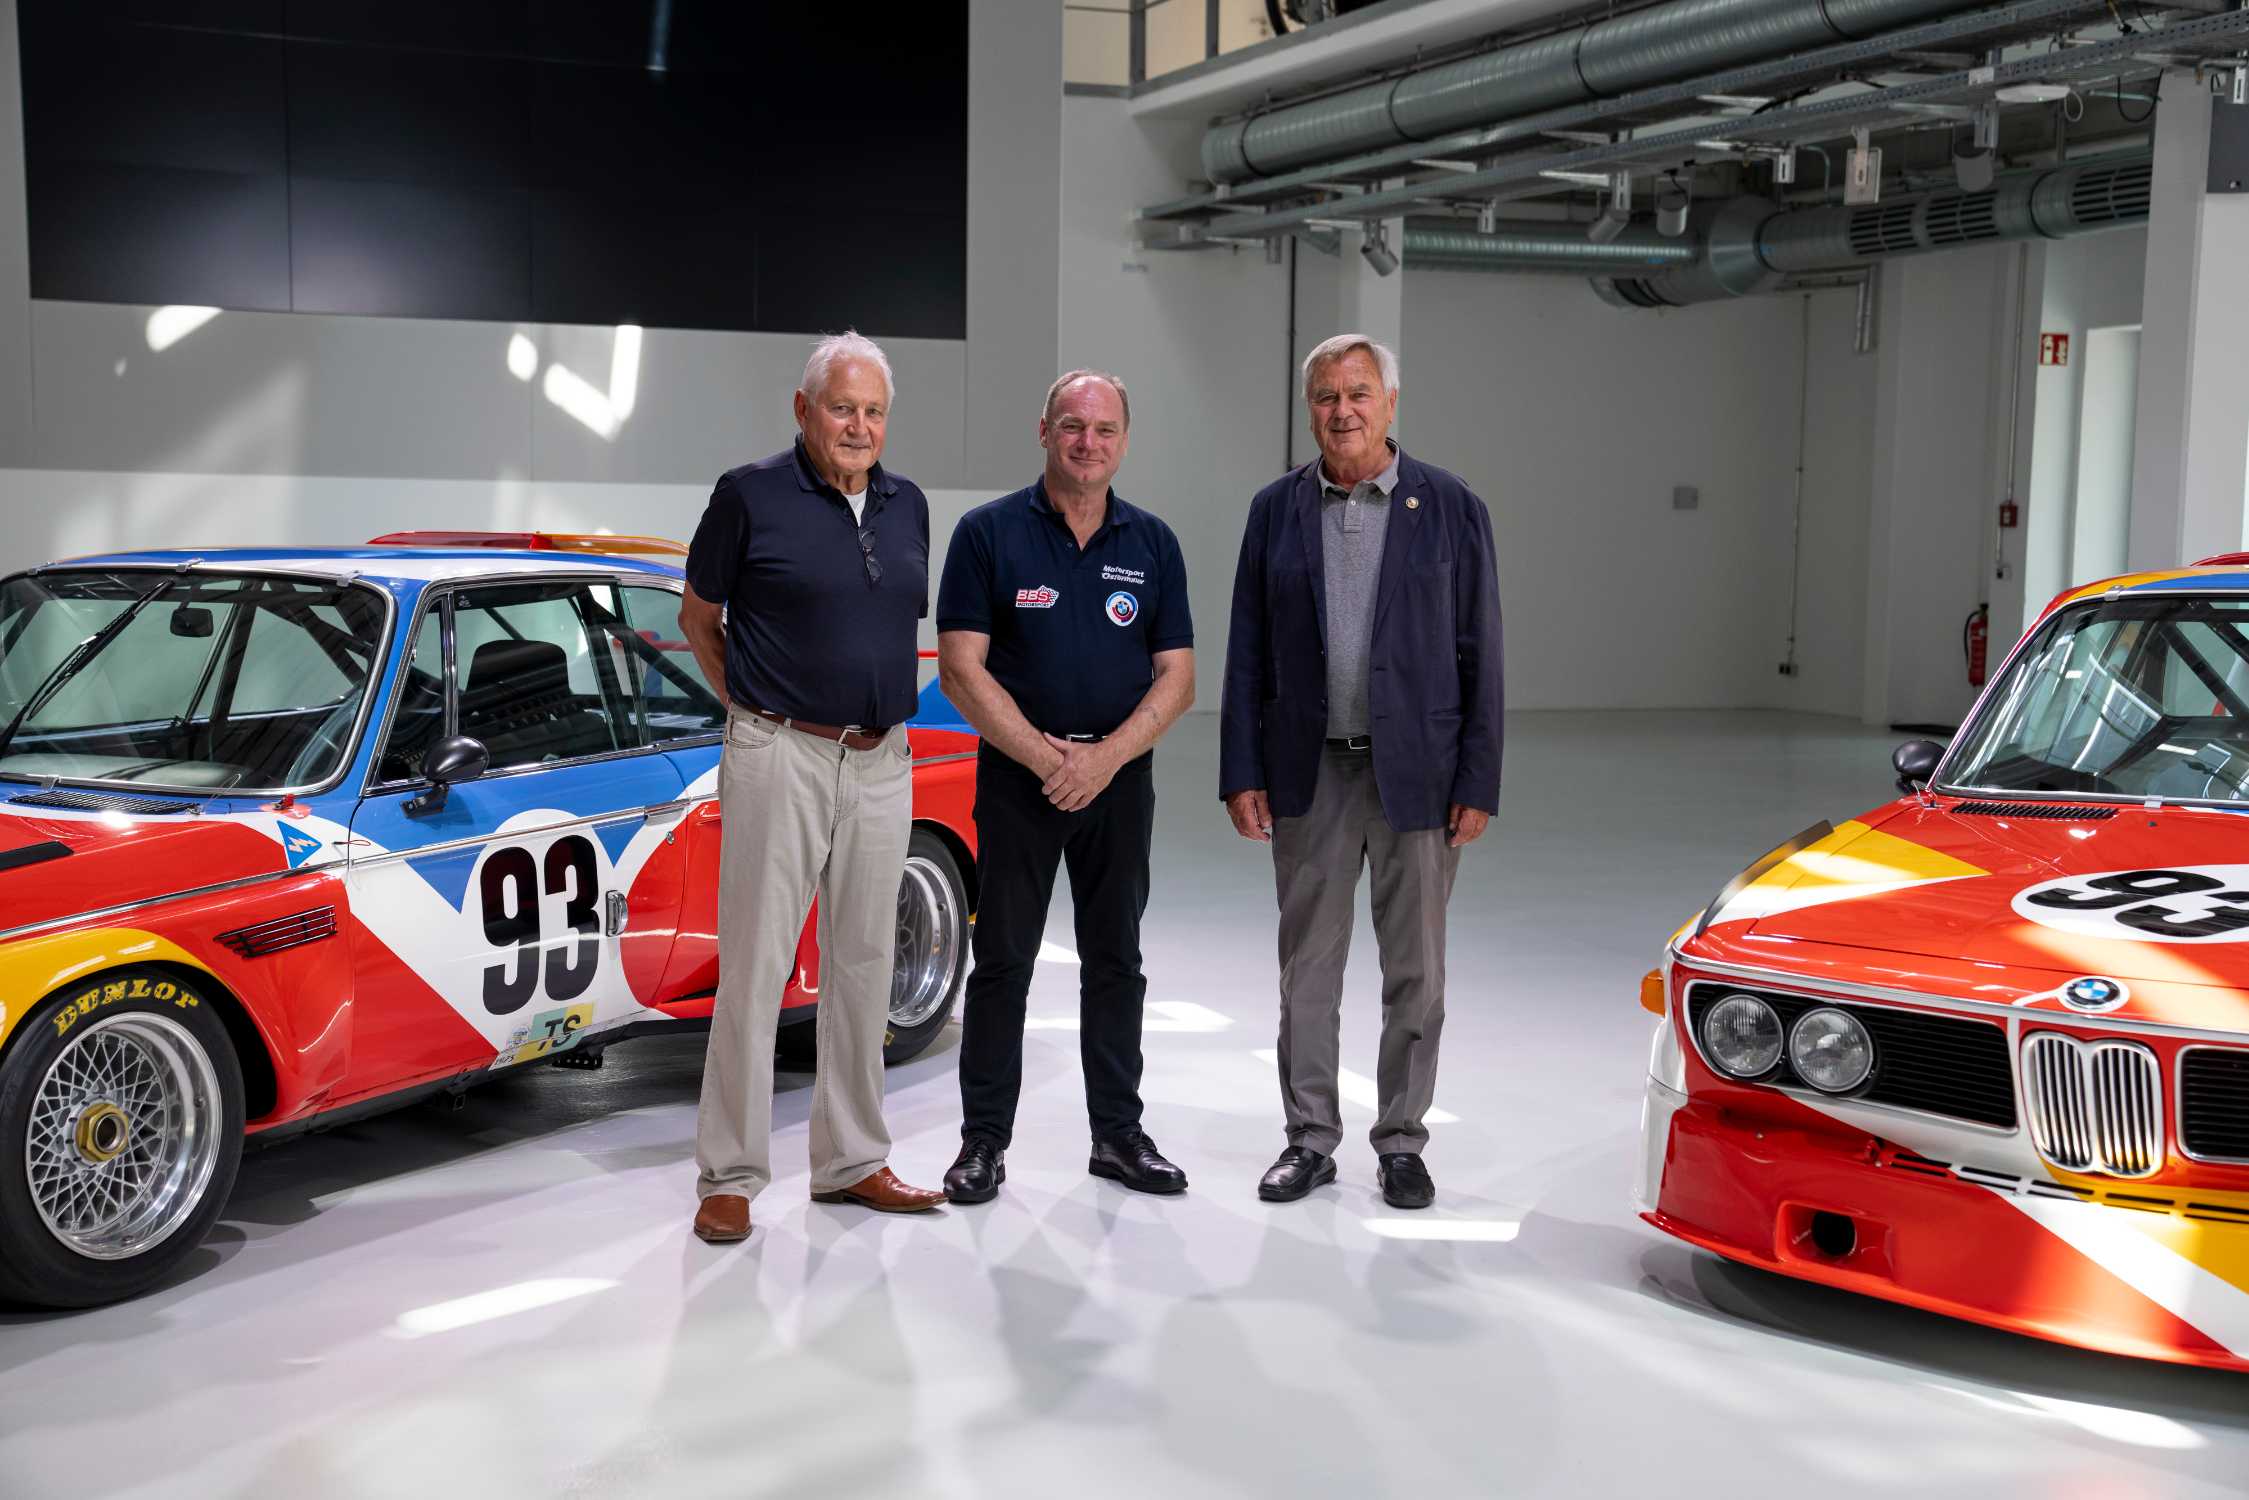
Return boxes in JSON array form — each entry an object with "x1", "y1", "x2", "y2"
[
  {"x1": 1203, "y1": 0, "x2": 1989, "y2": 184},
  {"x1": 1402, "y1": 221, "x2": 1701, "y2": 272},
  {"x1": 1430, "y1": 152, "x2": 2168, "y2": 308}
]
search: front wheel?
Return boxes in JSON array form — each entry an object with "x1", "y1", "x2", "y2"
[
  {"x1": 777, "y1": 828, "x2": 970, "y2": 1069},
  {"x1": 0, "y1": 968, "x2": 244, "y2": 1309}
]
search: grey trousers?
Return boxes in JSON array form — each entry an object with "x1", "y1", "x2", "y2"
[
  {"x1": 1270, "y1": 745, "x2": 1462, "y2": 1157},
  {"x1": 695, "y1": 709, "x2": 912, "y2": 1201}
]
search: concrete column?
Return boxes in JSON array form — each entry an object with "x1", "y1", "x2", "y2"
[
  {"x1": 0, "y1": 0, "x2": 35, "y2": 464},
  {"x1": 965, "y1": 1, "x2": 1063, "y2": 491},
  {"x1": 2129, "y1": 81, "x2": 2249, "y2": 567}
]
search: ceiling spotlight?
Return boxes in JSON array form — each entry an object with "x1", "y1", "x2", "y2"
[
  {"x1": 1655, "y1": 174, "x2": 1691, "y2": 237},
  {"x1": 1359, "y1": 222, "x2": 1399, "y2": 277},
  {"x1": 1589, "y1": 170, "x2": 1633, "y2": 241}
]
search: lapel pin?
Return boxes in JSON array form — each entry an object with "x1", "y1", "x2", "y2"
[{"x1": 1405, "y1": 496, "x2": 1419, "y2": 510}]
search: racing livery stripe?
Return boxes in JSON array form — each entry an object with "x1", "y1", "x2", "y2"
[{"x1": 2004, "y1": 1193, "x2": 2249, "y2": 1356}]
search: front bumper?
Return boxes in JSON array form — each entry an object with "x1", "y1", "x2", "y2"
[{"x1": 1639, "y1": 1067, "x2": 2249, "y2": 1371}]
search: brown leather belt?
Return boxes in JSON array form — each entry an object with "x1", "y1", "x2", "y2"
[{"x1": 746, "y1": 707, "x2": 890, "y2": 752}]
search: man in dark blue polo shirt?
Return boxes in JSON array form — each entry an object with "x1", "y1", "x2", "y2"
[
  {"x1": 934, "y1": 370, "x2": 1196, "y2": 1203},
  {"x1": 678, "y1": 331, "x2": 945, "y2": 1244}
]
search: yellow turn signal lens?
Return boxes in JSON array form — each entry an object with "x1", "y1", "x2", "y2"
[{"x1": 1640, "y1": 969, "x2": 1666, "y2": 1016}]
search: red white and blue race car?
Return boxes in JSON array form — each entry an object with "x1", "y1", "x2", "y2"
[
  {"x1": 0, "y1": 533, "x2": 978, "y2": 1307},
  {"x1": 1640, "y1": 556, "x2": 2249, "y2": 1371}
]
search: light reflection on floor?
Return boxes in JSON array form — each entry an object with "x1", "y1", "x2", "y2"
[{"x1": 4, "y1": 712, "x2": 2248, "y2": 1499}]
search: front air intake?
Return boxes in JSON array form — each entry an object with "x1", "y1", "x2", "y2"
[{"x1": 2023, "y1": 1032, "x2": 2164, "y2": 1177}]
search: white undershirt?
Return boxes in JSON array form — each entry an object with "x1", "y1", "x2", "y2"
[{"x1": 843, "y1": 489, "x2": 868, "y2": 524}]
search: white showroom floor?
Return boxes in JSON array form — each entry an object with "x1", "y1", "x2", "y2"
[{"x1": 5, "y1": 710, "x2": 2248, "y2": 1499}]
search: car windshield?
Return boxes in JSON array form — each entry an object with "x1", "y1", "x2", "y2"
[
  {"x1": 0, "y1": 570, "x2": 386, "y2": 792},
  {"x1": 1943, "y1": 594, "x2": 2249, "y2": 805}
]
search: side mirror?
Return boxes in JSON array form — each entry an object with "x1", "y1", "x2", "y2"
[
  {"x1": 405, "y1": 735, "x2": 488, "y2": 816},
  {"x1": 169, "y1": 605, "x2": 214, "y2": 638},
  {"x1": 1893, "y1": 739, "x2": 1945, "y2": 795}
]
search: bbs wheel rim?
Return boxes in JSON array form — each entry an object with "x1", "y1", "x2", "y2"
[
  {"x1": 890, "y1": 854, "x2": 963, "y2": 1030},
  {"x1": 26, "y1": 1012, "x2": 223, "y2": 1262}
]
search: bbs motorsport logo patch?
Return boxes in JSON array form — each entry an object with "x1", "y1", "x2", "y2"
[
  {"x1": 1015, "y1": 586, "x2": 1059, "y2": 609},
  {"x1": 2013, "y1": 866, "x2": 2249, "y2": 942}
]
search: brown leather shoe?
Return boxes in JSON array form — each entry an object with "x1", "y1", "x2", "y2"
[
  {"x1": 811, "y1": 1166, "x2": 945, "y2": 1213},
  {"x1": 693, "y1": 1193, "x2": 751, "y2": 1242}
]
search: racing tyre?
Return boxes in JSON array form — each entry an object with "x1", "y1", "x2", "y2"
[
  {"x1": 778, "y1": 829, "x2": 970, "y2": 1069},
  {"x1": 0, "y1": 968, "x2": 244, "y2": 1308}
]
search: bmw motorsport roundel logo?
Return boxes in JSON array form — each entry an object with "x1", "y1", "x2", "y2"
[{"x1": 1105, "y1": 591, "x2": 1139, "y2": 627}]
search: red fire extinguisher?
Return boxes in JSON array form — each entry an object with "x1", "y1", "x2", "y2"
[{"x1": 1964, "y1": 603, "x2": 1989, "y2": 688}]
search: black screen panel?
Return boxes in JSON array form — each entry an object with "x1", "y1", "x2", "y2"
[{"x1": 17, "y1": 0, "x2": 968, "y2": 336}]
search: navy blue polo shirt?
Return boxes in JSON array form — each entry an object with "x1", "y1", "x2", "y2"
[
  {"x1": 936, "y1": 479, "x2": 1192, "y2": 737},
  {"x1": 684, "y1": 438, "x2": 929, "y2": 727}
]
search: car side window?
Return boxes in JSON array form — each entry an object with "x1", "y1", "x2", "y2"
[
  {"x1": 375, "y1": 609, "x2": 447, "y2": 784},
  {"x1": 612, "y1": 585, "x2": 725, "y2": 743},
  {"x1": 448, "y1": 580, "x2": 633, "y2": 771}
]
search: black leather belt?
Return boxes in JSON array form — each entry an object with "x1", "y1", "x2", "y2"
[
  {"x1": 1325, "y1": 735, "x2": 1372, "y2": 751},
  {"x1": 1061, "y1": 733, "x2": 1107, "y2": 743}
]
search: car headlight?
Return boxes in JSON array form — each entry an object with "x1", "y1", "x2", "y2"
[
  {"x1": 1788, "y1": 1007, "x2": 1875, "y2": 1093},
  {"x1": 1701, "y1": 993, "x2": 1783, "y2": 1078}
]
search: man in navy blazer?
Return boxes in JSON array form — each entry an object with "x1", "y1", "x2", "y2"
[{"x1": 1220, "y1": 333, "x2": 1502, "y2": 1209}]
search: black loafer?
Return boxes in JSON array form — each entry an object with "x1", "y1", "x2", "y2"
[
  {"x1": 1088, "y1": 1128, "x2": 1187, "y2": 1195},
  {"x1": 1258, "y1": 1145, "x2": 1337, "y2": 1202},
  {"x1": 1377, "y1": 1152, "x2": 1434, "y2": 1210},
  {"x1": 945, "y1": 1137, "x2": 1006, "y2": 1205}
]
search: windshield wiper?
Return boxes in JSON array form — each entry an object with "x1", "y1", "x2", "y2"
[{"x1": 0, "y1": 580, "x2": 175, "y2": 764}]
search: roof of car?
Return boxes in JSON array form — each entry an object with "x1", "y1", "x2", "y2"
[
  {"x1": 45, "y1": 545, "x2": 685, "y2": 585},
  {"x1": 2059, "y1": 565, "x2": 2249, "y2": 607}
]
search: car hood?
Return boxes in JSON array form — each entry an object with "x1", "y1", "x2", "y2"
[
  {"x1": 0, "y1": 798, "x2": 323, "y2": 932},
  {"x1": 1694, "y1": 799, "x2": 2249, "y2": 1011}
]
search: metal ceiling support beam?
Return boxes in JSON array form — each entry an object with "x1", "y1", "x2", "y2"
[
  {"x1": 1139, "y1": 0, "x2": 2114, "y2": 221},
  {"x1": 1148, "y1": 10, "x2": 2249, "y2": 245}
]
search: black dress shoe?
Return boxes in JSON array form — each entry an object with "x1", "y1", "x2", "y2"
[
  {"x1": 1377, "y1": 1152, "x2": 1435, "y2": 1210},
  {"x1": 1088, "y1": 1128, "x2": 1187, "y2": 1195},
  {"x1": 945, "y1": 1137, "x2": 1006, "y2": 1205},
  {"x1": 1258, "y1": 1145, "x2": 1337, "y2": 1202}
]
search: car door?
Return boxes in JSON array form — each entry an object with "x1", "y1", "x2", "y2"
[{"x1": 341, "y1": 575, "x2": 688, "y2": 1088}]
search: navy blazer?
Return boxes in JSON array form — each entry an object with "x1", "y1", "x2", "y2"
[{"x1": 1219, "y1": 447, "x2": 1503, "y2": 833}]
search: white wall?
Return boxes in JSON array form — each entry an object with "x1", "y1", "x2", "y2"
[
  {"x1": 1862, "y1": 246, "x2": 2014, "y2": 730},
  {"x1": 0, "y1": 0, "x2": 1061, "y2": 588},
  {"x1": 2020, "y1": 227, "x2": 2147, "y2": 634},
  {"x1": 1403, "y1": 268, "x2": 1864, "y2": 712}
]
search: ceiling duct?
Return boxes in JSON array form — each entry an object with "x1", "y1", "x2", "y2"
[
  {"x1": 1202, "y1": 0, "x2": 1987, "y2": 184},
  {"x1": 1401, "y1": 154, "x2": 2152, "y2": 304}
]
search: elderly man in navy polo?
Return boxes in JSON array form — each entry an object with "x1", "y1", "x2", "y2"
[
  {"x1": 934, "y1": 369, "x2": 1196, "y2": 1204},
  {"x1": 1220, "y1": 333, "x2": 1503, "y2": 1211},
  {"x1": 678, "y1": 331, "x2": 946, "y2": 1243}
]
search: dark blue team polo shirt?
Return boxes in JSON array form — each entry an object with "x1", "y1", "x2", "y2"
[
  {"x1": 936, "y1": 479, "x2": 1192, "y2": 737},
  {"x1": 684, "y1": 438, "x2": 929, "y2": 727}
]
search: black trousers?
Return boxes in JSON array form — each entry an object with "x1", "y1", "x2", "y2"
[{"x1": 958, "y1": 743, "x2": 1156, "y2": 1147}]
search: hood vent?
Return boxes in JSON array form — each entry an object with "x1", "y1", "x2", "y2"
[
  {"x1": 0, "y1": 840, "x2": 71, "y2": 874},
  {"x1": 1951, "y1": 801, "x2": 2118, "y2": 821},
  {"x1": 9, "y1": 788, "x2": 200, "y2": 815}
]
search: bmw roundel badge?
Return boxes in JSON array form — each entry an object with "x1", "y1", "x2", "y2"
[{"x1": 2060, "y1": 976, "x2": 2128, "y2": 1012}]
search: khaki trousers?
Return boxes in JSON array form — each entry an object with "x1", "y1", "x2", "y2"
[
  {"x1": 695, "y1": 709, "x2": 912, "y2": 1200},
  {"x1": 1270, "y1": 744, "x2": 1462, "y2": 1157}
]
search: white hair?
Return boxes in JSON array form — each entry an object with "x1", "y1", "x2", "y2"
[
  {"x1": 800, "y1": 330, "x2": 895, "y2": 405},
  {"x1": 1300, "y1": 334, "x2": 1399, "y2": 400}
]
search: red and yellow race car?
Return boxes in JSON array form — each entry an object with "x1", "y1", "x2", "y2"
[
  {"x1": 0, "y1": 534, "x2": 977, "y2": 1307},
  {"x1": 1641, "y1": 555, "x2": 2249, "y2": 1371}
]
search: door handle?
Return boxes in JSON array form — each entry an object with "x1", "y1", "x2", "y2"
[{"x1": 604, "y1": 890, "x2": 629, "y2": 937}]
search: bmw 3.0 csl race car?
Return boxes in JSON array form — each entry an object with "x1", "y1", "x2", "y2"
[
  {"x1": 1640, "y1": 555, "x2": 2249, "y2": 1372},
  {"x1": 0, "y1": 534, "x2": 976, "y2": 1307}
]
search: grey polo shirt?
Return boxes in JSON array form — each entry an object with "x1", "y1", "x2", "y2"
[{"x1": 1320, "y1": 441, "x2": 1400, "y2": 738}]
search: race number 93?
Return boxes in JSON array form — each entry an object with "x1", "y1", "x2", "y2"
[
  {"x1": 480, "y1": 834, "x2": 602, "y2": 1013},
  {"x1": 2013, "y1": 866, "x2": 2249, "y2": 943}
]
